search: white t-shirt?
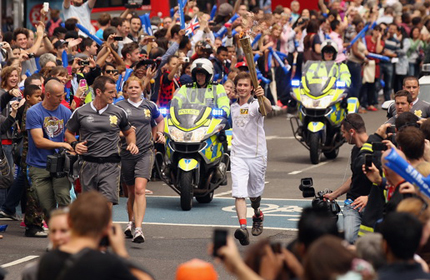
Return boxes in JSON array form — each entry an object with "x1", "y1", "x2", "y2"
[
  {"x1": 63, "y1": 2, "x2": 95, "y2": 36},
  {"x1": 231, "y1": 98, "x2": 267, "y2": 158}
]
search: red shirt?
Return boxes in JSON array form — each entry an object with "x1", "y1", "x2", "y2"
[{"x1": 365, "y1": 35, "x2": 385, "y2": 79}]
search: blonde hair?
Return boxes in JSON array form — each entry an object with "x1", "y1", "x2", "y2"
[{"x1": 397, "y1": 197, "x2": 430, "y2": 225}]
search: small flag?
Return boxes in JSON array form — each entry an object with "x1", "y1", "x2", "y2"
[{"x1": 185, "y1": 16, "x2": 200, "y2": 37}]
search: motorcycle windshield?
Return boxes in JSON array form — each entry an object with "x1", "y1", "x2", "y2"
[
  {"x1": 302, "y1": 61, "x2": 337, "y2": 97},
  {"x1": 170, "y1": 88, "x2": 211, "y2": 130}
]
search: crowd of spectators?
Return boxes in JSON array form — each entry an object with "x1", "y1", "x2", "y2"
[{"x1": 2, "y1": 0, "x2": 430, "y2": 279}]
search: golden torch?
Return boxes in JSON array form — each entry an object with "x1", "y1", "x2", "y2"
[{"x1": 239, "y1": 33, "x2": 267, "y2": 116}]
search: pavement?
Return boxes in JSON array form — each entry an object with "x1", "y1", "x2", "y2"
[{"x1": 0, "y1": 106, "x2": 386, "y2": 280}]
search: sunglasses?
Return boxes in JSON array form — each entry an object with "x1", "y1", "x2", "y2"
[
  {"x1": 343, "y1": 117, "x2": 358, "y2": 130},
  {"x1": 105, "y1": 70, "x2": 119, "y2": 75}
]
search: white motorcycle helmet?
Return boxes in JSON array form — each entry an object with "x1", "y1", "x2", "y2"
[
  {"x1": 321, "y1": 40, "x2": 339, "y2": 61},
  {"x1": 191, "y1": 58, "x2": 214, "y2": 85}
]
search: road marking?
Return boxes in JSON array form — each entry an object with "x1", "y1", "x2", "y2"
[
  {"x1": 288, "y1": 162, "x2": 329, "y2": 175},
  {"x1": 214, "y1": 190, "x2": 232, "y2": 197},
  {"x1": 1, "y1": 255, "x2": 39, "y2": 268},
  {"x1": 113, "y1": 221, "x2": 298, "y2": 231},
  {"x1": 266, "y1": 136, "x2": 295, "y2": 140}
]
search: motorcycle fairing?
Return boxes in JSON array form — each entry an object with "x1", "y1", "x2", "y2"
[
  {"x1": 199, "y1": 134, "x2": 223, "y2": 164},
  {"x1": 307, "y1": 121, "x2": 325, "y2": 133},
  {"x1": 347, "y1": 97, "x2": 360, "y2": 114},
  {"x1": 178, "y1": 158, "x2": 199, "y2": 171}
]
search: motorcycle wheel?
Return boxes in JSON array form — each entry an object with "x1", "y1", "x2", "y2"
[
  {"x1": 324, "y1": 147, "x2": 339, "y2": 160},
  {"x1": 196, "y1": 191, "x2": 214, "y2": 203},
  {"x1": 179, "y1": 171, "x2": 193, "y2": 211},
  {"x1": 309, "y1": 132, "x2": 322, "y2": 164}
]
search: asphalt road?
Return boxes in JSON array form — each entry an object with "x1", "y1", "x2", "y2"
[{"x1": 0, "y1": 108, "x2": 386, "y2": 280}]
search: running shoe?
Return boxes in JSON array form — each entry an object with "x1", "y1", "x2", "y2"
[
  {"x1": 25, "y1": 227, "x2": 48, "y2": 238},
  {"x1": 252, "y1": 212, "x2": 264, "y2": 236},
  {"x1": 0, "y1": 210, "x2": 19, "y2": 221},
  {"x1": 234, "y1": 228, "x2": 250, "y2": 246},
  {"x1": 124, "y1": 222, "x2": 133, "y2": 239},
  {"x1": 132, "y1": 228, "x2": 145, "y2": 243}
]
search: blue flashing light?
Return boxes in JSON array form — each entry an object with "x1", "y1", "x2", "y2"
[
  {"x1": 212, "y1": 108, "x2": 225, "y2": 117},
  {"x1": 336, "y1": 81, "x2": 346, "y2": 88},
  {"x1": 291, "y1": 79, "x2": 300, "y2": 87},
  {"x1": 159, "y1": 107, "x2": 169, "y2": 116}
]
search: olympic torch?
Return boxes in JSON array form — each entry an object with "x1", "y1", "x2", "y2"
[{"x1": 239, "y1": 34, "x2": 267, "y2": 116}]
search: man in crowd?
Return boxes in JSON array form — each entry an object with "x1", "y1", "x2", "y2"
[
  {"x1": 26, "y1": 80, "x2": 73, "y2": 233},
  {"x1": 63, "y1": 0, "x2": 97, "y2": 36}
]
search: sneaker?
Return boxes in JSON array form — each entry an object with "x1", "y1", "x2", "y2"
[
  {"x1": 132, "y1": 228, "x2": 145, "y2": 243},
  {"x1": 234, "y1": 228, "x2": 250, "y2": 246},
  {"x1": 367, "y1": 105, "x2": 378, "y2": 111},
  {"x1": 252, "y1": 213, "x2": 264, "y2": 236},
  {"x1": 20, "y1": 221, "x2": 26, "y2": 228},
  {"x1": 25, "y1": 227, "x2": 48, "y2": 238},
  {"x1": 124, "y1": 222, "x2": 133, "y2": 239},
  {"x1": 0, "y1": 210, "x2": 19, "y2": 221},
  {"x1": 43, "y1": 220, "x2": 49, "y2": 232}
]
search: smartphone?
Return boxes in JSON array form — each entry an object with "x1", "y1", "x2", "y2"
[
  {"x1": 79, "y1": 79, "x2": 87, "y2": 88},
  {"x1": 27, "y1": 53, "x2": 35, "y2": 58},
  {"x1": 99, "y1": 226, "x2": 116, "y2": 247},
  {"x1": 114, "y1": 36, "x2": 123, "y2": 41},
  {"x1": 372, "y1": 142, "x2": 388, "y2": 151},
  {"x1": 386, "y1": 126, "x2": 396, "y2": 134},
  {"x1": 213, "y1": 229, "x2": 227, "y2": 258},
  {"x1": 154, "y1": 58, "x2": 162, "y2": 70},
  {"x1": 43, "y1": 2, "x2": 49, "y2": 12},
  {"x1": 80, "y1": 60, "x2": 89, "y2": 66},
  {"x1": 365, "y1": 154, "x2": 373, "y2": 171}
]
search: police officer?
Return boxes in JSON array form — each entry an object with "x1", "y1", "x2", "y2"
[
  {"x1": 171, "y1": 58, "x2": 230, "y2": 117},
  {"x1": 304, "y1": 40, "x2": 351, "y2": 87}
]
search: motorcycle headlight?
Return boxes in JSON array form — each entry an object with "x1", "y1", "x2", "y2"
[
  {"x1": 300, "y1": 95, "x2": 333, "y2": 109},
  {"x1": 169, "y1": 127, "x2": 208, "y2": 142},
  {"x1": 169, "y1": 127, "x2": 186, "y2": 142}
]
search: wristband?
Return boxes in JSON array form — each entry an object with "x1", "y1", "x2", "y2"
[{"x1": 71, "y1": 141, "x2": 79, "y2": 150}]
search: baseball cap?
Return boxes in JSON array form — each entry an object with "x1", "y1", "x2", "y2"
[
  {"x1": 175, "y1": 259, "x2": 218, "y2": 280},
  {"x1": 54, "y1": 40, "x2": 68, "y2": 49}
]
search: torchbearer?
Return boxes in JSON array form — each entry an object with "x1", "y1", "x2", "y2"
[{"x1": 230, "y1": 71, "x2": 272, "y2": 246}]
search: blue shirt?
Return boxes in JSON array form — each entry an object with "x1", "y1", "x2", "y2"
[{"x1": 26, "y1": 103, "x2": 71, "y2": 168}]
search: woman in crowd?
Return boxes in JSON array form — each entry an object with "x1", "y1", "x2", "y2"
[
  {"x1": 407, "y1": 26, "x2": 426, "y2": 77},
  {"x1": 117, "y1": 77, "x2": 165, "y2": 243}
]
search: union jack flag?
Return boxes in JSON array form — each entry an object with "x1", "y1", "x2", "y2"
[{"x1": 185, "y1": 16, "x2": 200, "y2": 37}]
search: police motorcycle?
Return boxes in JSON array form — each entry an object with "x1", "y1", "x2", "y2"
[
  {"x1": 157, "y1": 59, "x2": 229, "y2": 211},
  {"x1": 289, "y1": 41, "x2": 359, "y2": 164}
]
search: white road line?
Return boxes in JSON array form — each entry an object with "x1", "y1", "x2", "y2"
[
  {"x1": 266, "y1": 136, "x2": 295, "y2": 140},
  {"x1": 214, "y1": 190, "x2": 232, "y2": 197},
  {"x1": 1, "y1": 255, "x2": 39, "y2": 268},
  {"x1": 144, "y1": 195, "x2": 310, "y2": 201},
  {"x1": 113, "y1": 221, "x2": 297, "y2": 231},
  {"x1": 288, "y1": 162, "x2": 329, "y2": 175}
]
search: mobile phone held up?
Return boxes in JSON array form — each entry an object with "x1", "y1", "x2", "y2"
[
  {"x1": 79, "y1": 79, "x2": 87, "y2": 88},
  {"x1": 213, "y1": 229, "x2": 227, "y2": 258},
  {"x1": 365, "y1": 154, "x2": 373, "y2": 171}
]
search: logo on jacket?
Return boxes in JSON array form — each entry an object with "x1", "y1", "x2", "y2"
[{"x1": 109, "y1": 115, "x2": 118, "y2": 127}]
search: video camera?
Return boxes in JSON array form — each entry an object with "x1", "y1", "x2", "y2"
[
  {"x1": 46, "y1": 149, "x2": 78, "y2": 179},
  {"x1": 299, "y1": 177, "x2": 340, "y2": 217}
]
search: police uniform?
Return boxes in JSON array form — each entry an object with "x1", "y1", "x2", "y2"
[
  {"x1": 171, "y1": 82, "x2": 230, "y2": 117},
  {"x1": 304, "y1": 61, "x2": 351, "y2": 87},
  {"x1": 230, "y1": 97, "x2": 267, "y2": 198},
  {"x1": 67, "y1": 102, "x2": 131, "y2": 204}
]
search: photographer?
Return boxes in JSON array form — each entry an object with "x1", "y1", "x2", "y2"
[
  {"x1": 26, "y1": 79, "x2": 73, "y2": 224},
  {"x1": 323, "y1": 113, "x2": 382, "y2": 244}
]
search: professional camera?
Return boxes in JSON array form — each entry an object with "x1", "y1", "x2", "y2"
[
  {"x1": 46, "y1": 149, "x2": 78, "y2": 178},
  {"x1": 299, "y1": 177, "x2": 341, "y2": 218}
]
